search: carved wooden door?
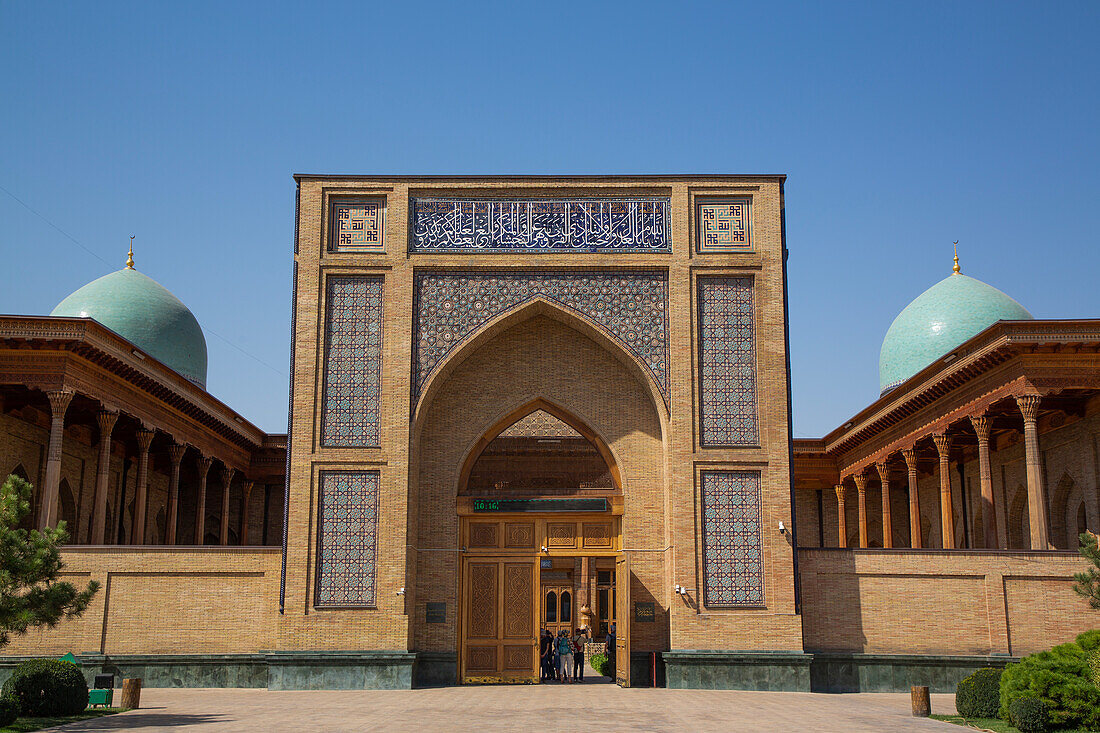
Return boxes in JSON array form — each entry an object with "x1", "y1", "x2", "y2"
[
  {"x1": 462, "y1": 558, "x2": 539, "y2": 683},
  {"x1": 615, "y1": 553, "x2": 631, "y2": 687}
]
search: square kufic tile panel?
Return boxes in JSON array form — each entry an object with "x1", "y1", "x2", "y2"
[
  {"x1": 409, "y1": 197, "x2": 671, "y2": 253},
  {"x1": 413, "y1": 271, "x2": 669, "y2": 403},
  {"x1": 700, "y1": 470, "x2": 764, "y2": 608},
  {"x1": 330, "y1": 199, "x2": 385, "y2": 251},
  {"x1": 697, "y1": 198, "x2": 752, "y2": 251},
  {"x1": 320, "y1": 276, "x2": 384, "y2": 447},
  {"x1": 315, "y1": 470, "x2": 379, "y2": 608},
  {"x1": 697, "y1": 276, "x2": 759, "y2": 446}
]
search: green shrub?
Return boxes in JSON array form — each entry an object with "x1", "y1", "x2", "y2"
[
  {"x1": 0, "y1": 659, "x2": 87, "y2": 716},
  {"x1": 1009, "y1": 696, "x2": 1051, "y2": 732},
  {"x1": 588, "y1": 652, "x2": 612, "y2": 677},
  {"x1": 1088, "y1": 649, "x2": 1100, "y2": 689},
  {"x1": 1076, "y1": 628, "x2": 1100, "y2": 653},
  {"x1": 1000, "y1": 642, "x2": 1100, "y2": 730},
  {"x1": 955, "y1": 667, "x2": 1002, "y2": 718},
  {"x1": 0, "y1": 696, "x2": 17, "y2": 727}
]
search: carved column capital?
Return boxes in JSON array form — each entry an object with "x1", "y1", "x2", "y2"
[
  {"x1": 242, "y1": 480, "x2": 255, "y2": 499},
  {"x1": 902, "y1": 448, "x2": 918, "y2": 470},
  {"x1": 46, "y1": 389, "x2": 75, "y2": 416},
  {"x1": 136, "y1": 427, "x2": 155, "y2": 453},
  {"x1": 221, "y1": 466, "x2": 236, "y2": 487},
  {"x1": 932, "y1": 432, "x2": 952, "y2": 458},
  {"x1": 197, "y1": 454, "x2": 213, "y2": 476},
  {"x1": 1016, "y1": 394, "x2": 1042, "y2": 423},
  {"x1": 970, "y1": 414, "x2": 992, "y2": 443},
  {"x1": 853, "y1": 472, "x2": 868, "y2": 494},
  {"x1": 834, "y1": 483, "x2": 846, "y2": 501},
  {"x1": 96, "y1": 409, "x2": 119, "y2": 436},
  {"x1": 168, "y1": 442, "x2": 187, "y2": 466},
  {"x1": 875, "y1": 461, "x2": 890, "y2": 483}
]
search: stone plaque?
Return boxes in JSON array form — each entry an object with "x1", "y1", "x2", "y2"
[
  {"x1": 426, "y1": 602, "x2": 446, "y2": 624},
  {"x1": 634, "y1": 601, "x2": 655, "y2": 623}
]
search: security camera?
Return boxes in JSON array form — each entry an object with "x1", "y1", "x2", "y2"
[
  {"x1": 396, "y1": 587, "x2": 405, "y2": 596},
  {"x1": 778, "y1": 521, "x2": 786, "y2": 533},
  {"x1": 541, "y1": 546, "x2": 548, "y2": 553}
]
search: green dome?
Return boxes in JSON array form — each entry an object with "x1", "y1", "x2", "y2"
[
  {"x1": 879, "y1": 272, "x2": 1033, "y2": 395},
  {"x1": 51, "y1": 267, "x2": 208, "y2": 388}
]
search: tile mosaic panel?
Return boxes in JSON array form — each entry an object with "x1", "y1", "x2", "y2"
[
  {"x1": 413, "y1": 271, "x2": 668, "y2": 401},
  {"x1": 316, "y1": 470, "x2": 379, "y2": 607},
  {"x1": 700, "y1": 470, "x2": 764, "y2": 607},
  {"x1": 331, "y1": 200, "x2": 385, "y2": 251},
  {"x1": 698, "y1": 199, "x2": 751, "y2": 251},
  {"x1": 697, "y1": 276, "x2": 759, "y2": 446},
  {"x1": 321, "y1": 276, "x2": 384, "y2": 447},
  {"x1": 410, "y1": 198, "x2": 671, "y2": 253}
]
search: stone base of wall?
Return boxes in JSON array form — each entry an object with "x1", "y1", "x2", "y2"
[
  {"x1": 0, "y1": 652, "x2": 416, "y2": 691},
  {"x1": 413, "y1": 652, "x2": 457, "y2": 687},
  {"x1": 808, "y1": 653, "x2": 1015, "y2": 693},
  {"x1": 662, "y1": 651, "x2": 812, "y2": 691}
]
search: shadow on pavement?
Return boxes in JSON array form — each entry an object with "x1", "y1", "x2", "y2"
[{"x1": 50, "y1": 713, "x2": 230, "y2": 730}]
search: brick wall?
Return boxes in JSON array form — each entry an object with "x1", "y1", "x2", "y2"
[{"x1": 799, "y1": 548, "x2": 1100, "y2": 656}]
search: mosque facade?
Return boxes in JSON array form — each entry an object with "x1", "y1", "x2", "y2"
[{"x1": 0, "y1": 174, "x2": 1097, "y2": 691}]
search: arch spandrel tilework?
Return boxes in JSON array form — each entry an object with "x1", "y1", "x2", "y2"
[
  {"x1": 700, "y1": 470, "x2": 764, "y2": 608},
  {"x1": 320, "y1": 276, "x2": 384, "y2": 447},
  {"x1": 413, "y1": 271, "x2": 669, "y2": 403},
  {"x1": 410, "y1": 198, "x2": 671, "y2": 253},
  {"x1": 697, "y1": 276, "x2": 759, "y2": 446},
  {"x1": 316, "y1": 470, "x2": 379, "y2": 608}
]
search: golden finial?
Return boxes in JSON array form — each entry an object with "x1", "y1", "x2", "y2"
[
  {"x1": 126, "y1": 236, "x2": 135, "y2": 269},
  {"x1": 952, "y1": 241, "x2": 960, "y2": 274}
]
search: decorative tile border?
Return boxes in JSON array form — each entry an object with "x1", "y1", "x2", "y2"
[
  {"x1": 410, "y1": 198, "x2": 671, "y2": 253},
  {"x1": 697, "y1": 276, "x2": 759, "y2": 446},
  {"x1": 320, "y1": 276, "x2": 384, "y2": 447},
  {"x1": 700, "y1": 470, "x2": 764, "y2": 608},
  {"x1": 697, "y1": 199, "x2": 752, "y2": 252},
  {"x1": 316, "y1": 470, "x2": 379, "y2": 608},
  {"x1": 413, "y1": 271, "x2": 668, "y2": 402},
  {"x1": 331, "y1": 200, "x2": 385, "y2": 251}
]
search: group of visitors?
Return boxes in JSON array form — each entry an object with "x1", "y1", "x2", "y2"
[{"x1": 539, "y1": 626, "x2": 589, "y2": 683}]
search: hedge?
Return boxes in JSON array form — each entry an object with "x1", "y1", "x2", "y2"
[
  {"x1": 955, "y1": 667, "x2": 1002, "y2": 719},
  {"x1": 0, "y1": 659, "x2": 88, "y2": 717}
]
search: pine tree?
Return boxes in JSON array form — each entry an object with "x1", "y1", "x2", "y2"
[
  {"x1": 1073, "y1": 531, "x2": 1100, "y2": 610},
  {"x1": 0, "y1": 474, "x2": 99, "y2": 647}
]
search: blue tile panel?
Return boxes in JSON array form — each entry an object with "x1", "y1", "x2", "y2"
[
  {"x1": 410, "y1": 198, "x2": 671, "y2": 253},
  {"x1": 316, "y1": 471, "x2": 379, "y2": 607},
  {"x1": 700, "y1": 470, "x2": 764, "y2": 608},
  {"x1": 698, "y1": 276, "x2": 759, "y2": 446},
  {"x1": 332, "y1": 201, "x2": 384, "y2": 250},
  {"x1": 698, "y1": 199, "x2": 751, "y2": 251},
  {"x1": 413, "y1": 271, "x2": 669, "y2": 402},
  {"x1": 320, "y1": 277, "x2": 384, "y2": 447}
]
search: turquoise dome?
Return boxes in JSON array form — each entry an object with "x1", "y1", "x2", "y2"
[
  {"x1": 51, "y1": 267, "x2": 208, "y2": 388},
  {"x1": 879, "y1": 271, "x2": 1033, "y2": 395}
]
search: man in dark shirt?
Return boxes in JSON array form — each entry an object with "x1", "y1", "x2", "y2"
[{"x1": 539, "y1": 629, "x2": 553, "y2": 681}]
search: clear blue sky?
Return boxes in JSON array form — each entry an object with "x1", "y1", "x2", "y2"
[{"x1": 2, "y1": 1, "x2": 1098, "y2": 436}]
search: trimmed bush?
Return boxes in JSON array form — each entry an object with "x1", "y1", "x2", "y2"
[
  {"x1": 955, "y1": 667, "x2": 1002, "y2": 718},
  {"x1": 1089, "y1": 649, "x2": 1100, "y2": 689},
  {"x1": 588, "y1": 652, "x2": 612, "y2": 677},
  {"x1": 1009, "y1": 696, "x2": 1050, "y2": 733},
  {"x1": 1076, "y1": 628, "x2": 1100, "y2": 654},
  {"x1": 0, "y1": 696, "x2": 17, "y2": 727},
  {"x1": 0, "y1": 659, "x2": 88, "y2": 716},
  {"x1": 999, "y1": 642, "x2": 1100, "y2": 730}
]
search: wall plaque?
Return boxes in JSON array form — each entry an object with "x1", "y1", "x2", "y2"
[
  {"x1": 426, "y1": 602, "x2": 446, "y2": 623},
  {"x1": 634, "y1": 601, "x2": 655, "y2": 623}
]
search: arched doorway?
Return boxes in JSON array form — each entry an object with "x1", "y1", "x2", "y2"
[{"x1": 410, "y1": 309, "x2": 667, "y2": 686}]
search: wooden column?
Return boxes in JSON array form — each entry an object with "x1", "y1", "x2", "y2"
[
  {"x1": 1016, "y1": 394, "x2": 1051, "y2": 550},
  {"x1": 37, "y1": 389, "x2": 74, "y2": 529},
  {"x1": 903, "y1": 448, "x2": 921, "y2": 548},
  {"x1": 220, "y1": 467, "x2": 235, "y2": 545},
  {"x1": 239, "y1": 480, "x2": 255, "y2": 545},
  {"x1": 970, "y1": 414, "x2": 999, "y2": 549},
  {"x1": 854, "y1": 472, "x2": 869, "y2": 548},
  {"x1": 933, "y1": 432, "x2": 955, "y2": 549},
  {"x1": 194, "y1": 455, "x2": 212, "y2": 545},
  {"x1": 876, "y1": 460, "x2": 893, "y2": 548},
  {"x1": 166, "y1": 443, "x2": 186, "y2": 545},
  {"x1": 90, "y1": 410, "x2": 118, "y2": 544},
  {"x1": 835, "y1": 483, "x2": 848, "y2": 548},
  {"x1": 132, "y1": 428, "x2": 154, "y2": 545}
]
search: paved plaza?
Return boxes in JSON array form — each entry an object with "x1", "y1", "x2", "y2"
[{"x1": 49, "y1": 684, "x2": 960, "y2": 732}]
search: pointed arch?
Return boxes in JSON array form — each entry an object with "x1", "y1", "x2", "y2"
[
  {"x1": 456, "y1": 397, "x2": 623, "y2": 496},
  {"x1": 58, "y1": 479, "x2": 77, "y2": 535},
  {"x1": 413, "y1": 297, "x2": 668, "y2": 432},
  {"x1": 1050, "y1": 471, "x2": 1081, "y2": 550},
  {"x1": 1008, "y1": 486, "x2": 1030, "y2": 550}
]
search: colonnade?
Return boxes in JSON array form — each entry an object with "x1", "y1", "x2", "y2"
[
  {"x1": 834, "y1": 393, "x2": 1053, "y2": 551},
  {"x1": 31, "y1": 387, "x2": 259, "y2": 546}
]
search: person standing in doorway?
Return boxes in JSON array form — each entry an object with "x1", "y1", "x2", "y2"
[
  {"x1": 539, "y1": 629, "x2": 553, "y2": 681},
  {"x1": 606, "y1": 622, "x2": 616, "y2": 680},
  {"x1": 556, "y1": 629, "x2": 574, "y2": 682},
  {"x1": 572, "y1": 626, "x2": 588, "y2": 682}
]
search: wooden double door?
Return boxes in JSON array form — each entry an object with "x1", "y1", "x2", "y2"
[{"x1": 460, "y1": 558, "x2": 539, "y2": 683}]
